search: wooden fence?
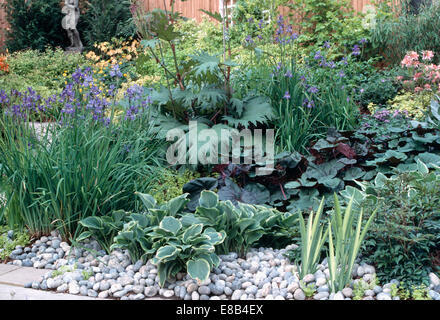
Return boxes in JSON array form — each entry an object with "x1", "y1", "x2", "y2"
[
  {"x1": 0, "y1": 0, "x2": 376, "y2": 50},
  {"x1": 0, "y1": 0, "x2": 7, "y2": 49}
]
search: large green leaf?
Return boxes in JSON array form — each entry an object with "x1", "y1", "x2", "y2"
[
  {"x1": 167, "y1": 194, "x2": 189, "y2": 216},
  {"x1": 182, "y1": 224, "x2": 203, "y2": 243},
  {"x1": 222, "y1": 96, "x2": 273, "y2": 128},
  {"x1": 79, "y1": 216, "x2": 103, "y2": 230},
  {"x1": 159, "y1": 216, "x2": 182, "y2": 235},
  {"x1": 135, "y1": 192, "x2": 157, "y2": 210},
  {"x1": 199, "y1": 190, "x2": 219, "y2": 208},
  {"x1": 187, "y1": 258, "x2": 211, "y2": 283},
  {"x1": 155, "y1": 245, "x2": 180, "y2": 262}
]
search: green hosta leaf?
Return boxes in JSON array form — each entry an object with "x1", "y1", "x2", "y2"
[
  {"x1": 183, "y1": 177, "x2": 218, "y2": 211},
  {"x1": 204, "y1": 229, "x2": 226, "y2": 245},
  {"x1": 412, "y1": 132, "x2": 439, "y2": 144},
  {"x1": 396, "y1": 163, "x2": 418, "y2": 172},
  {"x1": 159, "y1": 217, "x2": 182, "y2": 235},
  {"x1": 76, "y1": 231, "x2": 93, "y2": 242},
  {"x1": 415, "y1": 152, "x2": 440, "y2": 168},
  {"x1": 167, "y1": 194, "x2": 189, "y2": 216},
  {"x1": 130, "y1": 213, "x2": 149, "y2": 228},
  {"x1": 246, "y1": 230, "x2": 264, "y2": 244},
  {"x1": 139, "y1": 238, "x2": 154, "y2": 253},
  {"x1": 416, "y1": 159, "x2": 429, "y2": 175},
  {"x1": 187, "y1": 259, "x2": 211, "y2": 283},
  {"x1": 79, "y1": 216, "x2": 103, "y2": 230},
  {"x1": 199, "y1": 190, "x2": 219, "y2": 208},
  {"x1": 210, "y1": 253, "x2": 221, "y2": 267},
  {"x1": 193, "y1": 244, "x2": 216, "y2": 253},
  {"x1": 182, "y1": 224, "x2": 203, "y2": 243},
  {"x1": 112, "y1": 210, "x2": 127, "y2": 223},
  {"x1": 155, "y1": 245, "x2": 180, "y2": 262},
  {"x1": 180, "y1": 214, "x2": 202, "y2": 227},
  {"x1": 374, "y1": 172, "x2": 388, "y2": 188},
  {"x1": 135, "y1": 192, "x2": 157, "y2": 210},
  {"x1": 237, "y1": 218, "x2": 259, "y2": 232},
  {"x1": 195, "y1": 207, "x2": 220, "y2": 223}
]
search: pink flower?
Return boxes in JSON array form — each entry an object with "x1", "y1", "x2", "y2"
[
  {"x1": 401, "y1": 55, "x2": 413, "y2": 67},
  {"x1": 414, "y1": 86, "x2": 423, "y2": 92},
  {"x1": 424, "y1": 83, "x2": 432, "y2": 90},
  {"x1": 422, "y1": 50, "x2": 434, "y2": 61},
  {"x1": 396, "y1": 75, "x2": 404, "y2": 81},
  {"x1": 413, "y1": 72, "x2": 423, "y2": 81},
  {"x1": 409, "y1": 51, "x2": 419, "y2": 61}
]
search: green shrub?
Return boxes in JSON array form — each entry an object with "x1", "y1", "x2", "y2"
[
  {"x1": 79, "y1": 0, "x2": 137, "y2": 48},
  {"x1": 3, "y1": 0, "x2": 68, "y2": 52},
  {"x1": 356, "y1": 67, "x2": 403, "y2": 108},
  {"x1": 349, "y1": 163, "x2": 440, "y2": 287},
  {"x1": 0, "y1": 48, "x2": 88, "y2": 98},
  {"x1": 371, "y1": 0, "x2": 440, "y2": 65},
  {"x1": 285, "y1": 0, "x2": 369, "y2": 57},
  {"x1": 150, "y1": 169, "x2": 200, "y2": 204}
]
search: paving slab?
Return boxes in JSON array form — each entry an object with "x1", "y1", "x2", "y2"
[
  {"x1": 0, "y1": 266, "x2": 48, "y2": 286},
  {"x1": 0, "y1": 264, "x2": 170, "y2": 300},
  {"x1": 0, "y1": 284, "x2": 100, "y2": 300},
  {"x1": 0, "y1": 264, "x2": 21, "y2": 276}
]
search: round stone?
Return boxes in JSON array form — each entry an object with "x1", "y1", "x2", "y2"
[{"x1": 293, "y1": 288, "x2": 305, "y2": 300}]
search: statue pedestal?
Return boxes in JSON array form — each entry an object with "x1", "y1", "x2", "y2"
[{"x1": 65, "y1": 46, "x2": 83, "y2": 54}]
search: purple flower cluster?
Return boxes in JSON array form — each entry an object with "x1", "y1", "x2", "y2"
[
  {"x1": 352, "y1": 44, "x2": 361, "y2": 56},
  {"x1": 2, "y1": 87, "x2": 54, "y2": 120},
  {"x1": 1, "y1": 67, "x2": 153, "y2": 126},
  {"x1": 124, "y1": 84, "x2": 151, "y2": 120},
  {"x1": 110, "y1": 64, "x2": 123, "y2": 78},
  {"x1": 373, "y1": 109, "x2": 391, "y2": 122}
]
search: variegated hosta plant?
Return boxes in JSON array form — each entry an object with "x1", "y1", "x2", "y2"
[
  {"x1": 111, "y1": 192, "x2": 226, "y2": 286},
  {"x1": 150, "y1": 216, "x2": 226, "y2": 287}
]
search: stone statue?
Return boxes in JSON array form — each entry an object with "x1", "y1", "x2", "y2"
[{"x1": 61, "y1": 0, "x2": 83, "y2": 52}]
